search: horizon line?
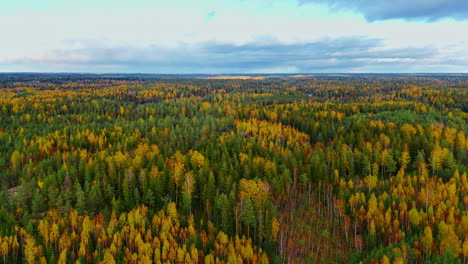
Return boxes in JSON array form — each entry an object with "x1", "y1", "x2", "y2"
[{"x1": 1, "y1": 72, "x2": 468, "y2": 75}]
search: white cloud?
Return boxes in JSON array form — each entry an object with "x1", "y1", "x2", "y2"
[{"x1": 0, "y1": 0, "x2": 467, "y2": 72}]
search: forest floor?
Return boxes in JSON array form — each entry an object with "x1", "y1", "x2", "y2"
[{"x1": 275, "y1": 183, "x2": 352, "y2": 263}]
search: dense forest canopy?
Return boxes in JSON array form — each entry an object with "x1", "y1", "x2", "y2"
[{"x1": 0, "y1": 73, "x2": 467, "y2": 263}]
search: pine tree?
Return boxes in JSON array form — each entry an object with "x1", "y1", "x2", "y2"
[
  {"x1": 74, "y1": 182, "x2": 86, "y2": 214},
  {"x1": 242, "y1": 198, "x2": 256, "y2": 238}
]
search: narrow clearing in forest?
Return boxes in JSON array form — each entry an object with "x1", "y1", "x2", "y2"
[{"x1": 275, "y1": 183, "x2": 352, "y2": 263}]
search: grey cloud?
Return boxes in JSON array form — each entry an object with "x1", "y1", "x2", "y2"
[
  {"x1": 298, "y1": 0, "x2": 468, "y2": 22},
  {"x1": 2, "y1": 37, "x2": 453, "y2": 73}
]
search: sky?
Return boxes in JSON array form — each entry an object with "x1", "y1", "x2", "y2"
[{"x1": 1, "y1": 0, "x2": 468, "y2": 73}]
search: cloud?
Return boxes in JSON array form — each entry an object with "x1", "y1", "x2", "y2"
[
  {"x1": 298, "y1": 0, "x2": 468, "y2": 22},
  {"x1": 2, "y1": 37, "x2": 462, "y2": 73}
]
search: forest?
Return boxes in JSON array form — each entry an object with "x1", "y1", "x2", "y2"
[{"x1": 0, "y1": 73, "x2": 467, "y2": 263}]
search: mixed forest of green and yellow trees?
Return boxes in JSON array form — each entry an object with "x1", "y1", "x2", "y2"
[{"x1": 0, "y1": 73, "x2": 467, "y2": 263}]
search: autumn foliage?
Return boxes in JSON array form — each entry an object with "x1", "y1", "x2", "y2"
[{"x1": 0, "y1": 74, "x2": 467, "y2": 263}]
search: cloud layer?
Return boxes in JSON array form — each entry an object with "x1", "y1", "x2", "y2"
[
  {"x1": 2, "y1": 37, "x2": 458, "y2": 73},
  {"x1": 298, "y1": 0, "x2": 468, "y2": 21}
]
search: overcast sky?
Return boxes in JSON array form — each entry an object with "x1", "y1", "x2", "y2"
[{"x1": 1, "y1": 0, "x2": 467, "y2": 73}]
